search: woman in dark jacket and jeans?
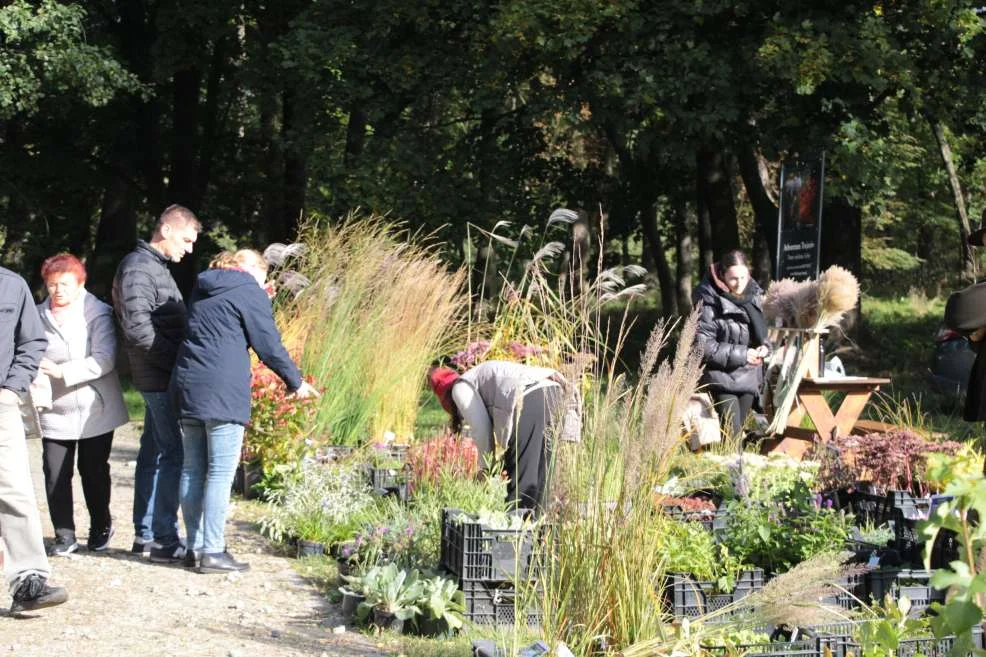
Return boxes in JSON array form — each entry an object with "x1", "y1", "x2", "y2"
[
  {"x1": 693, "y1": 250, "x2": 769, "y2": 439},
  {"x1": 171, "y1": 249, "x2": 318, "y2": 573}
]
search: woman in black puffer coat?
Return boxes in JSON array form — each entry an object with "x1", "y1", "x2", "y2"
[{"x1": 693, "y1": 250, "x2": 770, "y2": 439}]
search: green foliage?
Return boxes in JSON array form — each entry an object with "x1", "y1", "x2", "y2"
[
  {"x1": 854, "y1": 596, "x2": 932, "y2": 657},
  {"x1": 720, "y1": 481, "x2": 852, "y2": 576},
  {"x1": 260, "y1": 462, "x2": 373, "y2": 545},
  {"x1": 0, "y1": 1, "x2": 139, "y2": 119},
  {"x1": 919, "y1": 448, "x2": 986, "y2": 653},
  {"x1": 418, "y1": 576, "x2": 466, "y2": 630},
  {"x1": 657, "y1": 519, "x2": 745, "y2": 593}
]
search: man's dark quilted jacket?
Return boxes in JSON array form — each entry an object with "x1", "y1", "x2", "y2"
[{"x1": 112, "y1": 240, "x2": 186, "y2": 392}]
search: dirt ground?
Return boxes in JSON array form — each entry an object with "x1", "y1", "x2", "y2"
[{"x1": 0, "y1": 421, "x2": 392, "y2": 657}]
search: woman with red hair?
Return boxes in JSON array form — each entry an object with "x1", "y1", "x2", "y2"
[
  {"x1": 428, "y1": 360, "x2": 579, "y2": 511},
  {"x1": 35, "y1": 254, "x2": 128, "y2": 555}
]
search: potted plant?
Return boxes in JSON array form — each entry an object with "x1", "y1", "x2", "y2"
[
  {"x1": 412, "y1": 575, "x2": 465, "y2": 637},
  {"x1": 293, "y1": 515, "x2": 329, "y2": 557},
  {"x1": 357, "y1": 563, "x2": 423, "y2": 632},
  {"x1": 338, "y1": 571, "x2": 368, "y2": 618}
]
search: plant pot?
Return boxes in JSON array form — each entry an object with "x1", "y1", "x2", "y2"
[
  {"x1": 413, "y1": 616, "x2": 453, "y2": 638},
  {"x1": 340, "y1": 589, "x2": 365, "y2": 617},
  {"x1": 232, "y1": 460, "x2": 263, "y2": 499},
  {"x1": 336, "y1": 557, "x2": 353, "y2": 577},
  {"x1": 296, "y1": 539, "x2": 326, "y2": 558},
  {"x1": 372, "y1": 607, "x2": 406, "y2": 633}
]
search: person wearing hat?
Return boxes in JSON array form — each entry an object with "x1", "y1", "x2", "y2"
[
  {"x1": 946, "y1": 211, "x2": 986, "y2": 423},
  {"x1": 428, "y1": 360, "x2": 573, "y2": 511}
]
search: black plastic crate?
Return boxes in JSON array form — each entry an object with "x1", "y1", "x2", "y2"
[
  {"x1": 665, "y1": 506, "x2": 717, "y2": 532},
  {"x1": 702, "y1": 641, "x2": 816, "y2": 657},
  {"x1": 892, "y1": 511, "x2": 924, "y2": 568},
  {"x1": 890, "y1": 491, "x2": 933, "y2": 521},
  {"x1": 800, "y1": 620, "x2": 868, "y2": 657},
  {"x1": 819, "y1": 572, "x2": 866, "y2": 610},
  {"x1": 865, "y1": 568, "x2": 945, "y2": 616},
  {"x1": 460, "y1": 578, "x2": 541, "y2": 627},
  {"x1": 848, "y1": 492, "x2": 895, "y2": 526},
  {"x1": 838, "y1": 628, "x2": 983, "y2": 657},
  {"x1": 664, "y1": 569, "x2": 764, "y2": 619},
  {"x1": 440, "y1": 508, "x2": 538, "y2": 583},
  {"x1": 365, "y1": 465, "x2": 409, "y2": 500}
]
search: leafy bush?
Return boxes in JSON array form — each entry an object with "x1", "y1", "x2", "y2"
[
  {"x1": 720, "y1": 481, "x2": 853, "y2": 575},
  {"x1": 243, "y1": 361, "x2": 320, "y2": 491},
  {"x1": 818, "y1": 429, "x2": 962, "y2": 496},
  {"x1": 407, "y1": 430, "x2": 479, "y2": 489},
  {"x1": 657, "y1": 518, "x2": 746, "y2": 592},
  {"x1": 260, "y1": 461, "x2": 373, "y2": 546}
]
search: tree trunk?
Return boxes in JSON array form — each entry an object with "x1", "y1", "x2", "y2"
[
  {"x1": 345, "y1": 105, "x2": 367, "y2": 163},
  {"x1": 673, "y1": 201, "x2": 693, "y2": 312},
  {"x1": 737, "y1": 147, "x2": 779, "y2": 280},
  {"x1": 696, "y1": 146, "x2": 739, "y2": 262},
  {"x1": 695, "y1": 193, "x2": 714, "y2": 272},
  {"x1": 92, "y1": 170, "x2": 139, "y2": 300},
  {"x1": 926, "y1": 114, "x2": 975, "y2": 278},
  {"x1": 167, "y1": 67, "x2": 203, "y2": 207},
  {"x1": 280, "y1": 87, "x2": 307, "y2": 243},
  {"x1": 821, "y1": 198, "x2": 863, "y2": 340},
  {"x1": 640, "y1": 202, "x2": 677, "y2": 316}
]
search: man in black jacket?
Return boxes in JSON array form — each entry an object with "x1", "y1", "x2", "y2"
[
  {"x1": 112, "y1": 205, "x2": 200, "y2": 562},
  {"x1": 0, "y1": 267, "x2": 68, "y2": 612}
]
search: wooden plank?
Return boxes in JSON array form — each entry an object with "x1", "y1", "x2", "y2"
[
  {"x1": 798, "y1": 390, "x2": 838, "y2": 442},
  {"x1": 767, "y1": 433, "x2": 817, "y2": 459},
  {"x1": 800, "y1": 377, "x2": 890, "y2": 392},
  {"x1": 834, "y1": 391, "x2": 873, "y2": 437},
  {"x1": 851, "y1": 419, "x2": 896, "y2": 435}
]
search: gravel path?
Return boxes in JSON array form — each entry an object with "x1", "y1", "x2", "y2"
[{"x1": 0, "y1": 421, "x2": 390, "y2": 657}]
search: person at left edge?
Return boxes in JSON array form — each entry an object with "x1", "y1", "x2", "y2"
[{"x1": 0, "y1": 266, "x2": 68, "y2": 613}]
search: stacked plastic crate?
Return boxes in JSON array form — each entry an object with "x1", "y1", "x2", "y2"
[{"x1": 439, "y1": 508, "x2": 541, "y2": 626}]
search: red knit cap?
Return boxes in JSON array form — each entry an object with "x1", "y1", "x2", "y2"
[{"x1": 428, "y1": 367, "x2": 460, "y2": 415}]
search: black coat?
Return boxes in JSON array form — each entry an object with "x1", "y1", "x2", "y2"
[
  {"x1": 170, "y1": 268, "x2": 302, "y2": 425},
  {"x1": 693, "y1": 277, "x2": 766, "y2": 395},
  {"x1": 112, "y1": 241, "x2": 186, "y2": 392},
  {"x1": 944, "y1": 281, "x2": 986, "y2": 421}
]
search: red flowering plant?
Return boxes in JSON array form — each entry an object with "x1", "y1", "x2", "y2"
[
  {"x1": 407, "y1": 429, "x2": 479, "y2": 491},
  {"x1": 244, "y1": 361, "x2": 321, "y2": 488}
]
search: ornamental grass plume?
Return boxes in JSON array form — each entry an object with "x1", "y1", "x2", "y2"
[
  {"x1": 276, "y1": 213, "x2": 467, "y2": 445},
  {"x1": 793, "y1": 279, "x2": 820, "y2": 328},
  {"x1": 816, "y1": 265, "x2": 859, "y2": 330},
  {"x1": 763, "y1": 277, "x2": 800, "y2": 326},
  {"x1": 620, "y1": 552, "x2": 858, "y2": 657},
  {"x1": 737, "y1": 552, "x2": 861, "y2": 628}
]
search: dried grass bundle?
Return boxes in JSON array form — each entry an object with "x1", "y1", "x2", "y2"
[
  {"x1": 816, "y1": 266, "x2": 860, "y2": 329},
  {"x1": 793, "y1": 280, "x2": 820, "y2": 328},
  {"x1": 744, "y1": 553, "x2": 862, "y2": 627},
  {"x1": 763, "y1": 278, "x2": 799, "y2": 326},
  {"x1": 763, "y1": 266, "x2": 858, "y2": 330}
]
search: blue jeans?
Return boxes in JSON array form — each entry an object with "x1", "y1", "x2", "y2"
[
  {"x1": 132, "y1": 391, "x2": 183, "y2": 545},
  {"x1": 179, "y1": 420, "x2": 244, "y2": 554}
]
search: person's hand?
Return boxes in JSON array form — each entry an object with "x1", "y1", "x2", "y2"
[
  {"x1": 40, "y1": 358, "x2": 63, "y2": 379},
  {"x1": 0, "y1": 388, "x2": 20, "y2": 406},
  {"x1": 756, "y1": 345, "x2": 770, "y2": 359},
  {"x1": 746, "y1": 348, "x2": 763, "y2": 365},
  {"x1": 290, "y1": 381, "x2": 320, "y2": 399}
]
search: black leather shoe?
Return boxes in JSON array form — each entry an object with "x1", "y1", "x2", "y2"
[
  {"x1": 182, "y1": 550, "x2": 199, "y2": 569},
  {"x1": 198, "y1": 552, "x2": 250, "y2": 574}
]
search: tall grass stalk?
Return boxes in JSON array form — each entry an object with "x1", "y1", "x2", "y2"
[
  {"x1": 277, "y1": 214, "x2": 467, "y2": 444},
  {"x1": 536, "y1": 311, "x2": 705, "y2": 657}
]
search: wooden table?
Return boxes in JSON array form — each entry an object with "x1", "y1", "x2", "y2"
[{"x1": 766, "y1": 376, "x2": 891, "y2": 458}]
